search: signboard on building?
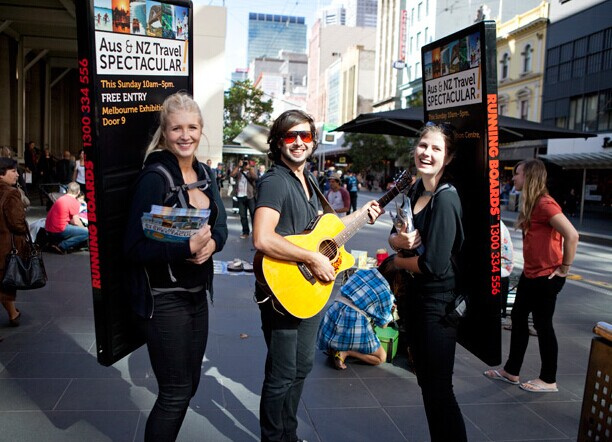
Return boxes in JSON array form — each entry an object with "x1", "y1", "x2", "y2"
[
  {"x1": 422, "y1": 21, "x2": 501, "y2": 365},
  {"x1": 76, "y1": 0, "x2": 193, "y2": 366}
]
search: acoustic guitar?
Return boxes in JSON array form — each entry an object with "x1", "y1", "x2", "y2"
[{"x1": 253, "y1": 171, "x2": 412, "y2": 318}]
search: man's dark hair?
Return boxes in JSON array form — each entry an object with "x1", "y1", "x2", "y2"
[
  {"x1": 267, "y1": 109, "x2": 317, "y2": 162},
  {"x1": 0, "y1": 157, "x2": 17, "y2": 176}
]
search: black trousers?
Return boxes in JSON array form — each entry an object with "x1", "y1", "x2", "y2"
[
  {"x1": 407, "y1": 290, "x2": 467, "y2": 442},
  {"x1": 504, "y1": 273, "x2": 565, "y2": 383},
  {"x1": 139, "y1": 290, "x2": 209, "y2": 442}
]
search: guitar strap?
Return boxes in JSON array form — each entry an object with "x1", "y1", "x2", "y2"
[{"x1": 307, "y1": 175, "x2": 336, "y2": 215}]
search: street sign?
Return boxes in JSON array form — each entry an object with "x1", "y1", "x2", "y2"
[
  {"x1": 422, "y1": 21, "x2": 501, "y2": 365},
  {"x1": 76, "y1": 0, "x2": 194, "y2": 366}
]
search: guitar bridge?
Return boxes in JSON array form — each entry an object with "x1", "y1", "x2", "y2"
[{"x1": 297, "y1": 262, "x2": 316, "y2": 285}]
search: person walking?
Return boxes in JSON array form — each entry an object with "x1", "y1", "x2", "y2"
[
  {"x1": 253, "y1": 109, "x2": 382, "y2": 442},
  {"x1": 0, "y1": 158, "x2": 29, "y2": 327},
  {"x1": 389, "y1": 122, "x2": 467, "y2": 441},
  {"x1": 343, "y1": 169, "x2": 360, "y2": 214},
  {"x1": 484, "y1": 159, "x2": 578, "y2": 393},
  {"x1": 72, "y1": 150, "x2": 86, "y2": 195},
  {"x1": 124, "y1": 93, "x2": 227, "y2": 442},
  {"x1": 230, "y1": 158, "x2": 257, "y2": 239}
]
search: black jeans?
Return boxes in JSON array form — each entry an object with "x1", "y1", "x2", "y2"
[
  {"x1": 500, "y1": 276, "x2": 510, "y2": 317},
  {"x1": 407, "y1": 290, "x2": 467, "y2": 442},
  {"x1": 349, "y1": 191, "x2": 358, "y2": 214},
  {"x1": 504, "y1": 273, "x2": 565, "y2": 384},
  {"x1": 237, "y1": 196, "x2": 255, "y2": 235},
  {"x1": 256, "y1": 284, "x2": 319, "y2": 442},
  {"x1": 140, "y1": 290, "x2": 209, "y2": 442}
]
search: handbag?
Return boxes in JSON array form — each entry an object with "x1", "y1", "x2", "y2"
[{"x1": 2, "y1": 231, "x2": 47, "y2": 290}]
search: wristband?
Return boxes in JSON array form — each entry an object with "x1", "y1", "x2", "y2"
[{"x1": 562, "y1": 262, "x2": 572, "y2": 266}]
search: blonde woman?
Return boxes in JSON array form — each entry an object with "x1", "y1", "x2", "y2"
[
  {"x1": 485, "y1": 159, "x2": 578, "y2": 393},
  {"x1": 124, "y1": 93, "x2": 227, "y2": 441}
]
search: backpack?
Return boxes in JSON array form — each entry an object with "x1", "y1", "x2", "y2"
[{"x1": 146, "y1": 162, "x2": 212, "y2": 208}]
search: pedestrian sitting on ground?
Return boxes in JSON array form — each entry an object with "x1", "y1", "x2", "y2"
[
  {"x1": 317, "y1": 255, "x2": 402, "y2": 370},
  {"x1": 44, "y1": 181, "x2": 89, "y2": 254}
]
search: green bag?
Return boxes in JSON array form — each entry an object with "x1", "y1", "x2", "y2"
[{"x1": 374, "y1": 325, "x2": 399, "y2": 362}]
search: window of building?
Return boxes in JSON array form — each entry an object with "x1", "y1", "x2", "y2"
[
  {"x1": 499, "y1": 104, "x2": 506, "y2": 116},
  {"x1": 410, "y1": 37, "x2": 413, "y2": 54},
  {"x1": 426, "y1": 0, "x2": 429, "y2": 15},
  {"x1": 418, "y1": 2, "x2": 422, "y2": 20},
  {"x1": 546, "y1": 65, "x2": 558, "y2": 83},
  {"x1": 555, "y1": 116, "x2": 567, "y2": 129},
  {"x1": 573, "y1": 57, "x2": 585, "y2": 78},
  {"x1": 522, "y1": 44, "x2": 532, "y2": 73},
  {"x1": 584, "y1": 94, "x2": 598, "y2": 131},
  {"x1": 520, "y1": 100, "x2": 529, "y2": 120},
  {"x1": 559, "y1": 62, "x2": 572, "y2": 81},
  {"x1": 569, "y1": 96, "x2": 583, "y2": 130},
  {"x1": 425, "y1": 27, "x2": 428, "y2": 43},
  {"x1": 411, "y1": 8, "x2": 414, "y2": 25},
  {"x1": 598, "y1": 89, "x2": 612, "y2": 131},
  {"x1": 416, "y1": 61, "x2": 421, "y2": 78},
  {"x1": 500, "y1": 53, "x2": 509, "y2": 80},
  {"x1": 408, "y1": 66, "x2": 412, "y2": 82},
  {"x1": 417, "y1": 32, "x2": 421, "y2": 49}
]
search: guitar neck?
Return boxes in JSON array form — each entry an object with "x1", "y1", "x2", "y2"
[{"x1": 334, "y1": 186, "x2": 401, "y2": 247}]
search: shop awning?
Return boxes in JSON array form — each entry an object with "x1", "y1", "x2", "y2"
[
  {"x1": 539, "y1": 151, "x2": 612, "y2": 169},
  {"x1": 222, "y1": 145, "x2": 266, "y2": 156}
]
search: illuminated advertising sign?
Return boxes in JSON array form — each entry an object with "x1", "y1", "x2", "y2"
[
  {"x1": 422, "y1": 21, "x2": 501, "y2": 365},
  {"x1": 76, "y1": 0, "x2": 193, "y2": 366}
]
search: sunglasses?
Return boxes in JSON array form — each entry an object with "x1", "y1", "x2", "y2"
[{"x1": 283, "y1": 130, "x2": 313, "y2": 144}]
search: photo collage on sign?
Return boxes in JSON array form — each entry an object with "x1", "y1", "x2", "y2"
[
  {"x1": 93, "y1": 0, "x2": 189, "y2": 40},
  {"x1": 424, "y1": 31, "x2": 481, "y2": 81}
]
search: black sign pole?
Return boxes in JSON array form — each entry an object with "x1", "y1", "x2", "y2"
[
  {"x1": 421, "y1": 21, "x2": 501, "y2": 365},
  {"x1": 76, "y1": 0, "x2": 194, "y2": 366}
]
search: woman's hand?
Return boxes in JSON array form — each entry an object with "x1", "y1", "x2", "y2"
[
  {"x1": 548, "y1": 264, "x2": 570, "y2": 279},
  {"x1": 188, "y1": 225, "x2": 215, "y2": 265},
  {"x1": 390, "y1": 226, "x2": 422, "y2": 251}
]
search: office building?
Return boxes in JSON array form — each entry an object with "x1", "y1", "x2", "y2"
[{"x1": 247, "y1": 13, "x2": 307, "y2": 65}]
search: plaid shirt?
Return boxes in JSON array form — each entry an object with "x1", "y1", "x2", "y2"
[{"x1": 317, "y1": 269, "x2": 395, "y2": 354}]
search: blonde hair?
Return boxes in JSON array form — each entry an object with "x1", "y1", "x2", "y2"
[
  {"x1": 145, "y1": 92, "x2": 203, "y2": 160},
  {"x1": 515, "y1": 159, "x2": 548, "y2": 233}
]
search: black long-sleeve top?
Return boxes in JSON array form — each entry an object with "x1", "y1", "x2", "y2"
[
  {"x1": 410, "y1": 180, "x2": 464, "y2": 294},
  {"x1": 124, "y1": 150, "x2": 228, "y2": 317}
]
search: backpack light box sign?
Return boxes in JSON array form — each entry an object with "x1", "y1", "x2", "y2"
[
  {"x1": 76, "y1": 0, "x2": 194, "y2": 366},
  {"x1": 421, "y1": 21, "x2": 501, "y2": 365}
]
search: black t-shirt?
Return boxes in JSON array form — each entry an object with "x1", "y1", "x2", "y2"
[{"x1": 255, "y1": 162, "x2": 320, "y2": 237}]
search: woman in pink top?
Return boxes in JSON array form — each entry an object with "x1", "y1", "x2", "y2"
[{"x1": 485, "y1": 159, "x2": 578, "y2": 392}]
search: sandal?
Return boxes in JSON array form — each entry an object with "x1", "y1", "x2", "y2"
[
  {"x1": 332, "y1": 351, "x2": 346, "y2": 370},
  {"x1": 483, "y1": 369, "x2": 519, "y2": 385},
  {"x1": 9, "y1": 310, "x2": 21, "y2": 327},
  {"x1": 227, "y1": 258, "x2": 244, "y2": 272},
  {"x1": 519, "y1": 379, "x2": 558, "y2": 393}
]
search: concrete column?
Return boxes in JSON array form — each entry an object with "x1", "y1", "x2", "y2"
[
  {"x1": 193, "y1": 5, "x2": 226, "y2": 167},
  {"x1": 17, "y1": 37, "x2": 24, "y2": 159},
  {"x1": 0, "y1": 37, "x2": 11, "y2": 147}
]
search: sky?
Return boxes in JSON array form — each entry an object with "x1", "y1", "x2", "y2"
[{"x1": 201, "y1": 0, "x2": 334, "y2": 83}]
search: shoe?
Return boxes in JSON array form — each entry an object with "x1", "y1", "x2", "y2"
[
  {"x1": 240, "y1": 233, "x2": 249, "y2": 239},
  {"x1": 50, "y1": 244, "x2": 65, "y2": 255},
  {"x1": 501, "y1": 317, "x2": 512, "y2": 327},
  {"x1": 242, "y1": 261, "x2": 254, "y2": 272},
  {"x1": 9, "y1": 310, "x2": 21, "y2": 327},
  {"x1": 528, "y1": 325, "x2": 538, "y2": 336},
  {"x1": 483, "y1": 369, "x2": 519, "y2": 385},
  {"x1": 519, "y1": 379, "x2": 558, "y2": 393},
  {"x1": 332, "y1": 351, "x2": 346, "y2": 370},
  {"x1": 227, "y1": 258, "x2": 244, "y2": 272}
]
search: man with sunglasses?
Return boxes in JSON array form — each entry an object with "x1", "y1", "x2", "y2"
[{"x1": 253, "y1": 109, "x2": 383, "y2": 442}]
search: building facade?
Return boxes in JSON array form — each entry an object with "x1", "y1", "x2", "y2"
[
  {"x1": 247, "y1": 13, "x2": 307, "y2": 64},
  {"x1": 540, "y1": 0, "x2": 611, "y2": 216}
]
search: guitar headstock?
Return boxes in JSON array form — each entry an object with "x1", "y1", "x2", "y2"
[{"x1": 393, "y1": 170, "x2": 413, "y2": 194}]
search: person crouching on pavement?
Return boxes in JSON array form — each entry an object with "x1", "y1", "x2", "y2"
[
  {"x1": 44, "y1": 181, "x2": 88, "y2": 254},
  {"x1": 317, "y1": 254, "x2": 404, "y2": 370}
]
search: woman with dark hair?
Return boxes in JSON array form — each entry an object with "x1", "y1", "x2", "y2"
[
  {"x1": 0, "y1": 158, "x2": 28, "y2": 327},
  {"x1": 484, "y1": 159, "x2": 578, "y2": 393},
  {"x1": 124, "y1": 92, "x2": 227, "y2": 441},
  {"x1": 389, "y1": 122, "x2": 467, "y2": 441}
]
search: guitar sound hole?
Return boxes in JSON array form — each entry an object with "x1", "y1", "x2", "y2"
[{"x1": 319, "y1": 240, "x2": 338, "y2": 260}]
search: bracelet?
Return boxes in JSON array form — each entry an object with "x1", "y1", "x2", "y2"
[{"x1": 562, "y1": 262, "x2": 572, "y2": 266}]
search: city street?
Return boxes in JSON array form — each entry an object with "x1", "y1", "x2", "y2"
[{"x1": 0, "y1": 196, "x2": 610, "y2": 441}]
